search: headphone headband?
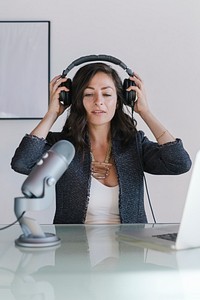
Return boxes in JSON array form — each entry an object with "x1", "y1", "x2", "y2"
[
  {"x1": 62, "y1": 54, "x2": 134, "y2": 77},
  {"x1": 59, "y1": 54, "x2": 136, "y2": 107}
]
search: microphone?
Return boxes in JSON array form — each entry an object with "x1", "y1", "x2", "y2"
[
  {"x1": 22, "y1": 140, "x2": 75, "y2": 198},
  {"x1": 14, "y1": 140, "x2": 75, "y2": 248}
]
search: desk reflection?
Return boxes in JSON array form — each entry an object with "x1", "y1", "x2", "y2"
[
  {"x1": 0, "y1": 226, "x2": 58, "y2": 300},
  {"x1": 1, "y1": 224, "x2": 200, "y2": 300}
]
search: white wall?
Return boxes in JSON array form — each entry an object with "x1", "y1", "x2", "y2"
[{"x1": 0, "y1": 0, "x2": 200, "y2": 224}]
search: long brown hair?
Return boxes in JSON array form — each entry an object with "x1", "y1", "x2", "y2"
[{"x1": 62, "y1": 63, "x2": 137, "y2": 150}]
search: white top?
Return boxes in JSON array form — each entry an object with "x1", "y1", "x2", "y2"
[{"x1": 85, "y1": 176, "x2": 120, "y2": 224}]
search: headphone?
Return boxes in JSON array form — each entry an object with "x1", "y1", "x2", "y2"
[{"x1": 59, "y1": 54, "x2": 137, "y2": 107}]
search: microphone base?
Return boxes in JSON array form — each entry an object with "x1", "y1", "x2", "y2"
[{"x1": 15, "y1": 232, "x2": 61, "y2": 248}]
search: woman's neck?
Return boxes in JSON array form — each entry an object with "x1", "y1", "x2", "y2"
[{"x1": 88, "y1": 124, "x2": 111, "y2": 147}]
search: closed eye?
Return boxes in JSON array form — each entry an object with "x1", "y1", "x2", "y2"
[
  {"x1": 103, "y1": 94, "x2": 112, "y2": 97},
  {"x1": 84, "y1": 93, "x2": 94, "y2": 97}
]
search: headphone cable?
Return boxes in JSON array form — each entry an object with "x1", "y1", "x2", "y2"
[{"x1": 131, "y1": 107, "x2": 157, "y2": 223}]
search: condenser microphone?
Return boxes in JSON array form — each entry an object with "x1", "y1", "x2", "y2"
[
  {"x1": 14, "y1": 140, "x2": 75, "y2": 248},
  {"x1": 22, "y1": 140, "x2": 75, "y2": 198}
]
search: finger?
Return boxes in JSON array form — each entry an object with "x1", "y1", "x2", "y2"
[
  {"x1": 126, "y1": 85, "x2": 138, "y2": 91},
  {"x1": 133, "y1": 72, "x2": 143, "y2": 82},
  {"x1": 50, "y1": 76, "x2": 61, "y2": 94},
  {"x1": 51, "y1": 77, "x2": 68, "y2": 93},
  {"x1": 130, "y1": 76, "x2": 144, "y2": 91},
  {"x1": 50, "y1": 75, "x2": 61, "y2": 87},
  {"x1": 57, "y1": 85, "x2": 69, "y2": 93}
]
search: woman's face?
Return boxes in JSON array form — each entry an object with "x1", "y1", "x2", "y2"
[{"x1": 83, "y1": 72, "x2": 118, "y2": 127}]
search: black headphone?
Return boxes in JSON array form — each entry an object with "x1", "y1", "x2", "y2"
[{"x1": 59, "y1": 54, "x2": 137, "y2": 107}]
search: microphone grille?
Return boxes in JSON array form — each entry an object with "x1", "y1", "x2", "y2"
[{"x1": 50, "y1": 140, "x2": 75, "y2": 164}]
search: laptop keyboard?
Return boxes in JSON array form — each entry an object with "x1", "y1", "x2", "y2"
[{"x1": 153, "y1": 233, "x2": 177, "y2": 242}]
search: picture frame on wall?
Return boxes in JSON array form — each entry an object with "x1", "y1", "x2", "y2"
[{"x1": 0, "y1": 21, "x2": 50, "y2": 119}]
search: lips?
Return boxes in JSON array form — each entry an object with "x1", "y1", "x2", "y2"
[{"x1": 92, "y1": 110, "x2": 106, "y2": 114}]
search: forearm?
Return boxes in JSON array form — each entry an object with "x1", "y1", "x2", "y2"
[
  {"x1": 11, "y1": 134, "x2": 50, "y2": 175},
  {"x1": 139, "y1": 110, "x2": 175, "y2": 145},
  {"x1": 30, "y1": 75, "x2": 68, "y2": 139},
  {"x1": 30, "y1": 111, "x2": 58, "y2": 139},
  {"x1": 128, "y1": 74, "x2": 176, "y2": 145}
]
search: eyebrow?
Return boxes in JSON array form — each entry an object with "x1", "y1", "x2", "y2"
[{"x1": 85, "y1": 86, "x2": 114, "y2": 90}]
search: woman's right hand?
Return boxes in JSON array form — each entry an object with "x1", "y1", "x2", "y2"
[
  {"x1": 30, "y1": 75, "x2": 70, "y2": 139},
  {"x1": 49, "y1": 75, "x2": 69, "y2": 117}
]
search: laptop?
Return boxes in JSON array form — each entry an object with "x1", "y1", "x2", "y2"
[{"x1": 117, "y1": 150, "x2": 200, "y2": 251}]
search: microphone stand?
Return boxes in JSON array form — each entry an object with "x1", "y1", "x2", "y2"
[{"x1": 14, "y1": 178, "x2": 61, "y2": 248}]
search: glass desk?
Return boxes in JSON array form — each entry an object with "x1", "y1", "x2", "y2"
[{"x1": 0, "y1": 224, "x2": 200, "y2": 300}]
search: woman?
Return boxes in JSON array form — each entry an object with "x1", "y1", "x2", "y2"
[{"x1": 11, "y1": 62, "x2": 191, "y2": 224}]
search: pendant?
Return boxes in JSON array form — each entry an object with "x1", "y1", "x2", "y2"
[{"x1": 91, "y1": 161, "x2": 112, "y2": 179}]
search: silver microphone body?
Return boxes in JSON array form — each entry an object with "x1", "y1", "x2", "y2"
[{"x1": 21, "y1": 140, "x2": 75, "y2": 198}]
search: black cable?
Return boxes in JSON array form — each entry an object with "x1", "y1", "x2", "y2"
[
  {"x1": 0, "y1": 211, "x2": 26, "y2": 231},
  {"x1": 143, "y1": 173, "x2": 157, "y2": 223},
  {"x1": 131, "y1": 107, "x2": 157, "y2": 223}
]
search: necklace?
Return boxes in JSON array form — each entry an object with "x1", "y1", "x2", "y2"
[{"x1": 91, "y1": 142, "x2": 112, "y2": 179}]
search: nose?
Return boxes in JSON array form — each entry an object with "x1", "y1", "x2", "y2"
[{"x1": 94, "y1": 92, "x2": 103, "y2": 106}]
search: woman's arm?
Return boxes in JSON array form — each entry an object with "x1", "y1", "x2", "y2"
[
  {"x1": 10, "y1": 134, "x2": 50, "y2": 175},
  {"x1": 127, "y1": 73, "x2": 176, "y2": 145},
  {"x1": 11, "y1": 75, "x2": 69, "y2": 174},
  {"x1": 30, "y1": 75, "x2": 68, "y2": 139},
  {"x1": 137, "y1": 131, "x2": 192, "y2": 175},
  {"x1": 127, "y1": 73, "x2": 191, "y2": 174}
]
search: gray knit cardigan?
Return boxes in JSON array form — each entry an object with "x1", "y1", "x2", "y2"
[{"x1": 11, "y1": 130, "x2": 192, "y2": 224}]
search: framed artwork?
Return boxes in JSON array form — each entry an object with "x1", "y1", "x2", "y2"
[{"x1": 0, "y1": 21, "x2": 50, "y2": 119}]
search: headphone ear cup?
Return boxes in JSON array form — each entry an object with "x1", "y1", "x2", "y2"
[
  {"x1": 123, "y1": 79, "x2": 137, "y2": 107},
  {"x1": 59, "y1": 78, "x2": 72, "y2": 106}
]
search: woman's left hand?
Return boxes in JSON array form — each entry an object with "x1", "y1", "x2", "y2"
[{"x1": 126, "y1": 73, "x2": 149, "y2": 116}]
